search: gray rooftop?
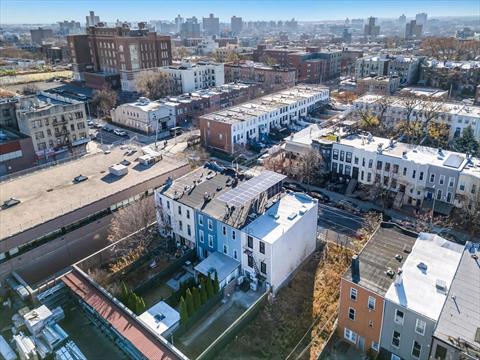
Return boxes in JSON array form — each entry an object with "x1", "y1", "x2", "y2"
[
  {"x1": 433, "y1": 242, "x2": 480, "y2": 356},
  {"x1": 345, "y1": 226, "x2": 417, "y2": 295}
]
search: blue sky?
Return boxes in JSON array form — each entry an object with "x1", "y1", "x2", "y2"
[{"x1": 1, "y1": 0, "x2": 479, "y2": 24}]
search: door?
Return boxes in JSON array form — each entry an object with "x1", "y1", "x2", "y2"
[
  {"x1": 358, "y1": 336, "x2": 365, "y2": 351},
  {"x1": 352, "y1": 167, "x2": 359, "y2": 180}
]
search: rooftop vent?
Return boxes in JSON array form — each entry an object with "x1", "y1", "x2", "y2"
[
  {"x1": 435, "y1": 279, "x2": 448, "y2": 293},
  {"x1": 395, "y1": 254, "x2": 403, "y2": 261},
  {"x1": 299, "y1": 206, "x2": 307, "y2": 215},
  {"x1": 269, "y1": 213, "x2": 280, "y2": 220},
  {"x1": 403, "y1": 245, "x2": 412, "y2": 253},
  {"x1": 386, "y1": 268, "x2": 395, "y2": 278},
  {"x1": 417, "y1": 262, "x2": 428, "y2": 271},
  {"x1": 287, "y1": 212, "x2": 297, "y2": 220}
]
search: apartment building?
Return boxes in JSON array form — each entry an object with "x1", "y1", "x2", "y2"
[
  {"x1": 455, "y1": 157, "x2": 480, "y2": 214},
  {"x1": 110, "y1": 97, "x2": 175, "y2": 134},
  {"x1": 180, "y1": 17, "x2": 201, "y2": 38},
  {"x1": 30, "y1": 27, "x2": 53, "y2": 45},
  {"x1": 430, "y1": 242, "x2": 480, "y2": 360},
  {"x1": 356, "y1": 76, "x2": 400, "y2": 95},
  {"x1": 353, "y1": 94, "x2": 480, "y2": 140},
  {"x1": 331, "y1": 134, "x2": 472, "y2": 211},
  {"x1": 355, "y1": 55, "x2": 421, "y2": 85},
  {"x1": 202, "y1": 13, "x2": 219, "y2": 36},
  {"x1": 252, "y1": 46, "x2": 341, "y2": 81},
  {"x1": 15, "y1": 92, "x2": 89, "y2": 158},
  {"x1": 364, "y1": 17, "x2": 380, "y2": 37},
  {"x1": 380, "y1": 233, "x2": 464, "y2": 360},
  {"x1": 0, "y1": 98, "x2": 19, "y2": 130},
  {"x1": 224, "y1": 61, "x2": 296, "y2": 94},
  {"x1": 231, "y1": 16, "x2": 243, "y2": 34},
  {"x1": 405, "y1": 20, "x2": 423, "y2": 39},
  {"x1": 67, "y1": 35, "x2": 93, "y2": 81},
  {"x1": 154, "y1": 166, "x2": 318, "y2": 294},
  {"x1": 337, "y1": 226, "x2": 417, "y2": 354},
  {"x1": 199, "y1": 85, "x2": 329, "y2": 154},
  {"x1": 419, "y1": 60, "x2": 480, "y2": 96},
  {"x1": 68, "y1": 23, "x2": 172, "y2": 91},
  {"x1": 0, "y1": 128, "x2": 36, "y2": 175},
  {"x1": 160, "y1": 61, "x2": 224, "y2": 94}
]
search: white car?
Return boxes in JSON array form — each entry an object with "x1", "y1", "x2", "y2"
[
  {"x1": 114, "y1": 129, "x2": 128, "y2": 137},
  {"x1": 257, "y1": 153, "x2": 270, "y2": 164}
]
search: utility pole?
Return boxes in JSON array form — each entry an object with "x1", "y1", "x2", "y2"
[{"x1": 154, "y1": 114, "x2": 158, "y2": 149}]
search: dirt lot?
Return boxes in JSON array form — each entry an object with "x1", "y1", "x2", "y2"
[{"x1": 216, "y1": 244, "x2": 353, "y2": 360}]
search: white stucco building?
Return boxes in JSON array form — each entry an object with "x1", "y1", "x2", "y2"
[
  {"x1": 241, "y1": 192, "x2": 318, "y2": 294},
  {"x1": 110, "y1": 97, "x2": 175, "y2": 134},
  {"x1": 159, "y1": 61, "x2": 224, "y2": 93}
]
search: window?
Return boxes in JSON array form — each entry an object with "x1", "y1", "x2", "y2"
[
  {"x1": 346, "y1": 152, "x2": 352, "y2": 163},
  {"x1": 340, "y1": 151, "x2": 345, "y2": 162},
  {"x1": 348, "y1": 307, "x2": 355, "y2": 320},
  {"x1": 415, "y1": 319, "x2": 426, "y2": 335},
  {"x1": 394, "y1": 309, "x2": 404, "y2": 325},
  {"x1": 248, "y1": 236, "x2": 253, "y2": 248},
  {"x1": 179, "y1": 220, "x2": 183, "y2": 231},
  {"x1": 333, "y1": 149, "x2": 339, "y2": 160},
  {"x1": 350, "y1": 288, "x2": 357, "y2": 301},
  {"x1": 233, "y1": 250, "x2": 238, "y2": 260},
  {"x1": 439, "y1": 175, "x2": 445, "y2": 185},
  {"x1": 186, "y1": 209, "x2": 190, "y2": 219},
  {"x1": 198, "y1": 214, "x2": 203, "y2": 225},
  {"x1": 345, "y1": 165, "x2": 351, "y2": 175},
  {"x1": 412, "y1": 341, "x2": 421, "y2": 359},
  {"x1": 392, "y1": 330, "x2": 401, "y2": 348},
  {"x1": 391, "y1": 355, "x2": 401, "y2": 360},
  {"x1": 344, "y1": 328, "x2": 357, "y2": 344},
  {"x1": 260, "y1": 261, "x2": 266, "y2": 274},
  {"x1": 385, "y1": 162, "x2": 391, "y2": 172},
  {"x1": 371, "y1": 341, "x2": 379, "y2": 352},
  {"x1": 393, "y1": 164, "x2": 399, "y2": 174},
  {"x1": 403, "y1": 167, "x2": 407, "y2": 176},
  {"x1": 368, "y1": 296, "x2": 376, "y2": 310},
  {"x1": 178, "y1": 205, "x2": 182, "y2": 215},
  {"x1": 259, "y1": 241, "x2": 265, "y2": 254},
  {"x1": 369, "y1": 320, "x2": 374, "y2": 327},
  {"x1": 199, "y1": 230, "x2": 204, "y2": 243},
  {"x1": 376, "y1": 160, "x2": 383, "y2": 170},
  {"x1": 354, "y1": 157, "x2": 359, "y2": 165},
  {"x1": 248, "y1": 255, "x2": 253, "y2": 267},
  {"x1": 208, "y1": 235, "x2": 213, "y2": 247},
  {"x1": 187, "y1": 225, "x2": 191, "y2": 236},
  {"x1": 419, "y1": 172, "x2": 424, "y2": 181},
  {"x1": 232, "y1": 231, "x2": 236, "y2": 240},
  {"x1": 434, "y1": 345, "x2": 447, "y2": 360},
  {"x1": 412, "y1": 170, "x2": 416, "y2": 179},
  {"x1": 223, "y1": 226, "x2": 226, "y2": 235},
  {"x1": 448, "y1": 177, "x2": 455, "y2": 187},
  {"x1": 223, "y1": 244, "x2": 228, "y2": 254},
  {"x1": 368, "y1": 159, "x2": 373, "y2": 169},
  {"x1": 430, "y1": 173, "x2": 435, "y2": 183},
  {"x1": 367, "y1": 173, "x2": 372, "y2": 182},
  {"x1": 208, "y1": 219, "x2": 213, "y2": 230}
]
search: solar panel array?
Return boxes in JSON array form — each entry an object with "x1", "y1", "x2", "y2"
[{"x1": 217, "y1": 171, "x2": 286, "y2": 208}]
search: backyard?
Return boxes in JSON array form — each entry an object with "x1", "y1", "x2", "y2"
[{"x1": 216, "y1": 244, "x2": 354, "y2": 360}]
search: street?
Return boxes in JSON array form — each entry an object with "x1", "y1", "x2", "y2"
[{"x1": 317, "y1": 203, "x2": 365, "y2": 237}]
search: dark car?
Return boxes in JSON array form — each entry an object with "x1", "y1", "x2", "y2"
[
  {"x1": 103, "y1": 125, "x2": 114, "y2": 132},
  {"x1": 283, "y1": 182, "x2": 307, "y2": 192},
  {"x1": 2, "y1": 198, "x2": 20, "y2": 209},
  {"x1": 73, "y1": 174, "x2": 88, "y2": 183},
  {"x1": 308, "y1": 191, "x2": 330, "y2": 203}
]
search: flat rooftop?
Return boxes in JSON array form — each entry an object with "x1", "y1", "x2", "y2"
[
  {"x1": 201, "y1": 85, "x2": 328, "y2": 124},
  {"x1": 0, "y1": 147, "x2": 187, "y2": 241},
  {"x1": 344, "y1": 226, "x2": 417, "y2": 295},
  {"x1": 138, "y1": 301, "x2": 180, "y2": 338},
  {"x1": 245, "y1": 192, "x2": 316, "y2": 244},
  {"x1": 385, "y1": 233, "x2": 464, "y2": 321},
  {"x1": 433, "y1": 242, "x2": 480, "y2": 353},
  {"x1": 337, "y1": 134, "x2": 468, "y2": 170}
]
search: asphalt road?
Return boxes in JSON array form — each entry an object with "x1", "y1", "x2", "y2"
[{"x1": 15, "y1": 214, "x2": 113, "y2": 287}]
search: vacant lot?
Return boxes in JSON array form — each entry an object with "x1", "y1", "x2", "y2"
[{"x1": 216, "y1": 244, "x2": 353, "y2": 360}]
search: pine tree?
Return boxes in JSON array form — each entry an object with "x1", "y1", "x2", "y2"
[
  {"x1": 179, "y1": 296, "x2": 188, "y2": 324},
  {"x1": 452, "y1": 126, "x2": 480, "y2": 156},
  {"x1": 206, "y1": 275, "x2": 214, "y2": 299},
  {"x1": 185, "y1": 288, "x2": 194, "y2": 315},
  {"x1": 192, "y1": 287, "x2": 201, "y2": 310},
  {"x1": 200, "y1": 280, "x2": 208, "y2": 305},
  {"x1": 213, "y1": 271, "x2": 220, "y2": 294}
]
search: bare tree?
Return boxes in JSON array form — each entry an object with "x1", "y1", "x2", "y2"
[
  {"x1": 172, "y1": 46, "x2": 190, "y2": 60},
  {"x1": 260, "y1": 55, "x2": 278, "y2": 67},
  {"x1": 292, "y1": 149, "x2": 324, "y2": 186},
  {"x1": 421, "y1": 37, "x2": 480, "y2": 61},
  {"x1": 22, "y1": 83, "x2": 39, "y2": 95},
  {"x1": 92, "y1": 89, "x2": 117, "y2": 117},
  {"x1": 135, "y1": 70, "x2": 172, "y2": 100},
  {"x1": 108, "y1": 197, "x2": 157, "y2": 251}
]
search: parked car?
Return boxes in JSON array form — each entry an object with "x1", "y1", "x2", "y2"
[
  {"x1": 94, "y1": 123, "x2": 104, "y2": 129},
  {"x1": 257, "y1": 153, "x2": 270, "y2": 165},
  {"x1": 337, "y1": 199, "x2": 360, "y2": 213},
  {"x1": 103, "y1": 125, "x2": 114, "y2": 132},
  {"x1": 308, "y1": 190, "x2": 330, "y2": 203},
  {"x1": 87, "y1": 120, "x2": 95, "y2": 127},
  {"x1": 283, "y1": 182, "x2": 307, "y2": 192},
  {"x1": 114, "y1": 129, "x2": 128, "y2": 137}
]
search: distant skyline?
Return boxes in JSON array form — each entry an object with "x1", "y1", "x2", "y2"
[{"x1": 1, "y1": 0, "x2": 479, "y2": 24}]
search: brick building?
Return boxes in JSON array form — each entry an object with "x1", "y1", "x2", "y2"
[
  {"x1": 356, "y1": 76, "x2": 400, "y2": 95},
  {"x1": 68, "y1": 23, "x2": 173, "y2": 91},
  {"x1": 0, "y1": 128, "x2": 36, "y2": 175},
  {"x1": 224, "y1": 61, "x2": 296, "y2": 93}
]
